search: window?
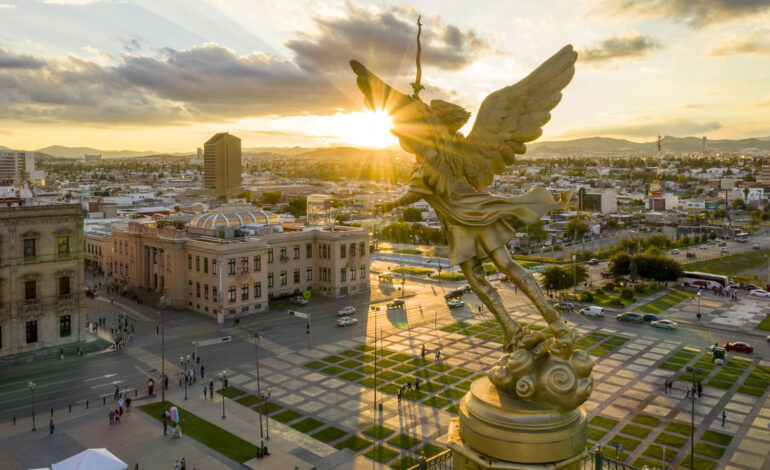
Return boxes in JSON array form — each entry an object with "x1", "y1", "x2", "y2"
[
  {"x1": 227, "y1": 258, "x2": 236, "y2": 275},
  {"x1": 254, "y1": 282, "x2": 262, "y2": 298},
  {"x1": 254, "y1": 255, "x2": 261, "y2": 272},
  {"x1": 23, "y1": 238, "x2": 36, "y2": 259},
  {"x1": 293, "y1": 245, "x2": 300, "y2": 259},
  {"x1": 195, "y1": 256, "x2": 200, "y2": 271},
  {"x1": 26, "y1": 321, "x2": 37, "y2": 344},
  {"x1": 204, "y1": 257, "x2": 209, "y2": 273},
  {"x1": 293, "y1": 268, "x2": 300, "y2": 284},
  {"x1": 340, "y1": 286, "x2": 348, "y2": 296},
  {"x1": 340, "y1": 268, "x2": 346, "y2": 282},
  {"x1": 188, "y1": 281, "x2": 193, "y2": 295},
  {"x1": 306, "y1": 267, "x2": 313, "y2": 281},
  {"x1": 204, "y1": 284, "x2": 209, "y2": 300},
  {"x1": 59, "y1": 276, "x2": 71, "y2": 296},
  {"x1": 188, "y1": 255, "x2": 192, "y2": 269},
  {"x1": 213, "y1": 260, "x2": 218, "y2": 275},
  {"x1": 213, "y1": 287, "x2": 218, "y2": 302},
  {"x1": 359, "y1": 242, "x2": 365, "y2": 256},
  {"x1": 280, "y1": 247, "x2": 287, "y2": 261},
  {"x1": 241, "y1": 284, "x2": 249, "y2": 300},
  {"x1": 280, "y1": 271, "x2": 287, "y2": 286},
  {"x1": 267, "y1": 273, "x2": 274, "y2": 288},
  {"x1": 196, "y1": 282, "x2": 201, "y2": 298},
  {"x1": 240, "y1": 257, "x2": 249, "y2": 272},
  {"x1": 360, "y1": 265, "x2": 366, "y2": 279},
  {"x1": 340, "y1": 244, "x2": 346, "y2": 259},
  {"x1": 350, "y1": 243, "x2": 356, "y2": 257},
  {"x1": 57, "y1": 236, "x2": 70, "y2": 256},
  {"x1": 228, "y1": 286, "x2": 236, "y2": 302},
  {"x1": 350, "y1": 267, "x2": 356, "y2": 281},
  {"x1": 60, "y1": 315, "x2": 71, "y2": 337},
  {"x1": 267, "y1": 248, "x2": 274, "y2": 263},
  {"x1": 306, "y1": 243, "x2": 312, "y2": 258},
  {"x1": 24, "y1": 280, "x2": 36, "y2": 300}
]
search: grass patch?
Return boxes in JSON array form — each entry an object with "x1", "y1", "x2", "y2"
[
  {"x1": 608, "y1": 435, "x2": 641, "y2": 452},
  {"x1": 291, "y1": 417, "x2": 324, "y2": 433},
  {"x1": 587, "y1": 427, "x2": 608, "y2": 441},
  {"x1": 435, "y1": 374, "x2": 460, "y2": 385},
  {"x1": 312, "y1": 426, "x2": 347, "y2": 443},
  {"x1": 423, "y1": 396, "x2": 452, "y2": 408},
  {"x1": 323, "y1": 355, "x2": 344, "y2": 363},
  {"x1": 359, "y1": 354, "x2": 375, "y2": 362},
  {"x1": 272, "y1": 409, "x2": 302, "y2": 424},
  {"x1": 659, "y1": 362, "x2": 682, "y2": 371},
  {"x1": 255, "y1": 402, "x2": 282, "y2": 415},
  {"x1": 633, "y1": 457, "x2": 662, "y2": 469},
  {"x1": 440, "y1": 388, "x2": 467, "y2": 400},
  {"x1": 360, "y1": 377, "x2": 385, "y2": 388},
  {"x1": 340, "y1": 350, "x2": 360, "y2": 357},
  {"x1": 235, "y1": 394, "x2": 261, "y2": 407},
  {"x1": 335, "y1": 435, "x2": 372, "y2": 451},
  {"x1": 364, "y1": 425, "x2": 395, "y2": 439},
  {"x1": 387, "y1": 433, "x2": 421, "y2": 450},
  {"x1": 694, "y1": 442, "x2": 726, "y2": 459},
  {"x1": 364, "y1": 445, "x2": 400, "y2": 463},
  {"x1": 446, "y1": 404, "x2": 460, "y2": 415},
  {"x1": 701, "y1": 430, "x2": 732, "y2": 446},
  {"x1": 419, "y1": 443, "x2": 446, "y2": 458},
  {"x1": 380, "y1": 370, "x2": 400, "y2": 381},
  {"x1": 737, "y1": 385, "x2": 764, "y2": 396},
  {"x1": 634, "y1": 290, "x2": 690, "y2": 314},
  {"x1": 390, "y1": 353, "x2": 412, "y2": 362},
  {"x1": 643, "y1": 444, "x2": 676, "y2": 462},
  {"x1": 321, "y1": 366, "x2": 345, "y2": 376},
  {"x1": 377, "y1": 359, "x2": 397, "y2": 368},
  {"x1": 589, "y1": 415, "x2": 619, "y2": 430},
  {"x1": 667, "y1": 356, "x2": 690, "y2": 365},
  {"x1": 707, "y1": 379, "x2": 734, "y2": 390},
  {"x1": 339, "y1": 371, "x2": 363, "y2": 381},
  {"x1": 138, "y1": 401, "x2": 256, "y2": 463},
  {"x1": 679, "y1": 455, "x2": 716, "y2": 470},
  {"x1": 403, "y1": 390, "x2": 427, "y2": 401},
  {"x1": 620, "y1": 424, "x2": 651, "y2": 439},
  {"x1": 380, "y1": 383, "x2": 401, "y2": 395},
  {"x1": 356, "y1": 344, "x2": 375, "y2": 352},
  {"x1": 359, "y1": 365, "x2": 375, "y2": 374},
  {"x1": 432, "y1": 272, "x2": 465, "y2": 281},
  {"x1": 216, "y1": 386, "x2": 245, "y2": 399},
  {"x1": 390, "y1": 456, "x2": 420, "y2": 470},
  {"x1": 456, "y1": 380, "x2": 472, "y2": 390},
  {"x1": 588, "y1": 348, "x2": 610, "y2": 357},
  {"x1": 305, "y1": 361, "x2": 326, "y2": 370},
  {"x1": 684, "y1": 248, "x2": 770, "y2": 277},
  {"x1": 392, "y1": 266, "x2": 431, "y2": 275},
  {"x1": 415, "y1": 369, "x2": 438, "y2": 379},
  {"x1": 632, "y1": 414, "x2": 661, "y2": 427},
  {"x1": 428, "y1": 363, "x2": 452, "y2": 372},
  {"x1": 744, "y1": 377, "x2": 769, "y2": 389},
  {"x1": 664, "y1": 421, "x2": 693, "y2": 436},
  {"x1": 756, "y1": 315, "x2": 770, "y2": 331},
  {"x1": 654, "y1": 432, "x2": 688, "y2": 448},
  {"x1": 339, "y1": 359, "x2": 361, "y2": 369},
  {"x1": 409, "y1": 358, "x2": 431, "y2": 367},
  {"x1": 394, "y1": 364, "x2": 416, "y2": 373}
]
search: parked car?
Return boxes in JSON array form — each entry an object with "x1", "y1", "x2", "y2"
[
  {"x1": 651, "y1": 319, "x2": 678, "y2": 329},
  {"x1": 446, "y1": 299, "x2": 465, "y2": 308},
  {"x1": 724, "y1": 342, "x2": 753, "y2": 353},
  {"x1": 699, "y1": 244, "x2": 709, "y2": 250},
  {"x1": 555, "y1": 302, "x2": 575, "y2": 312},
  {"x1": 444, "y1": 289, "x2": 465, "y2": 300},
  {"x1": 460, "y1": 284, "x2": 473, "y2": 293},
  {"x1": 586, "y1": 259, "x2": 600, "y2": 265},
  {"x1": 720, "y1": 247, "x2": 729, "y2": 253},
  {"x1": 749, "y1": 289, "x2": 770, "y2": 298},
  {"x1": 289, "y1": 296, "x2": 309, "y2": 306},
  {"x1": 387, "y1": 299, "x2": 405, "y2": 309},
  {"x1": 601, "y1": 271, "x2": 613, "y2": 279},
  {"x1": 616, "y1": 312, "x2": 643, "y2": 324},
  {"x1": 753, "y1": 244, "x2": 761, "y2": 250},
  {"x1": 642, "y1": 314, "x2": 658, "y2": 322},
  {"x1": 579, "y1": 306, "x2": 605, "y2": 318},
  {"x1": 337, "y1": 306, "x2": 356, "y2": 316},
  {"x1": 686, "y1": 252, "x2": 696, "y2": 259},
  {"x1": 742, "y1": 284, "x2": 761, "y2": 291},
  {"x1": 336, "y1": 316, "x2": 358, "y2": 327},
  {"x1": 670, "y1": 249, "x2": 681, "y2": 255}
]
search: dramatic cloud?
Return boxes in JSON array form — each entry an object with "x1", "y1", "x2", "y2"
[
  {"x1": 0, "y1": 4, "x2": 485, "y2": 124},
  {"x1": 562, "y1": 118, "x2": 722, "y2": 138},
  {"x1": 709, "y1": 35, "x2": 770, "y2": 56},
  {"x1": 595, "y1": 0, "x2": 770, "y2": 27},
  {"x1": 581, "y1": 33, "x2": 662, "y2": 65}
]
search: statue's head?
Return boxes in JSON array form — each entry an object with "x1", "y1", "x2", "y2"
[{"x1": 429, "y1": 99, "x2": 470, "y2": 134}]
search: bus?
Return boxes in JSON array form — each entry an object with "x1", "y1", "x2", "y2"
[
  {"x1": 681, "y1": 271, "x2": 730, "y2": 289},
  {"x1": 735, "y1": 232, "x2": 749, "y2": 243}
]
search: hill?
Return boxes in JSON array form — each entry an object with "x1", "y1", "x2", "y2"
[{"x1": 528, "y1": 136, "x2": 770, "y2": 155}]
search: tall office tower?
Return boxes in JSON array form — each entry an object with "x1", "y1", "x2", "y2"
[
  {"x1": 0, "y1": 150, "x2": 44, "y2": 186},
  {"x1": 196, "y1": 147, "x2": 203, "y2": 161},
  {"x1": 203, "y1": 133, "x2": 242, "y2": 199}
]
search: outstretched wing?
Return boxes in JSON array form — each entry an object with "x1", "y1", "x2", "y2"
[
  {"x1": 350, "y1": 60, "x2": 412, "y2": 115},
  {"x1": 464, "y1": 45, "x2": 577, "y2": 188}
]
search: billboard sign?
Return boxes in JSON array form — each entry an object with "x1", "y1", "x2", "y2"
[
  {"x1": 648, "y1": 182, "x2": 662, "y2": 197},
  {"x1": 720, "y1": 178, "x2": 736, "y2": 190}
]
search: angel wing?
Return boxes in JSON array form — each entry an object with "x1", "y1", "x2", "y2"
[
  {"x1": 463, "y1": 45, "x2": 578, "y2": 189},
  {"x1": 350, "y1": 60, "x2": 412, "y2": 116}
]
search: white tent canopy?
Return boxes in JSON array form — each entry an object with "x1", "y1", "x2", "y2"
[{"x1": 51, "y1": 449, "x2": 127, "y2": 470}]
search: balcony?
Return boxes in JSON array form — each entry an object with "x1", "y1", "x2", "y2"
[
  {"x1": 23, "y1": 255, "x2": 37, "y2": 264},
  {"x1": 57, "y1": 251, "x2": 72, "y2": 260},
  {"x1": 23, "y1": 298, "x2": 41, "y2": 312},
  {"x1": 58, "y1": 293, "x2": 74, "y2": 304}
]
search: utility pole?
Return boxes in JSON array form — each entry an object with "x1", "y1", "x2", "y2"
[
  {"x1": 158, "y1": 310, "x2": 165, "y2": 403},
  {"x1": 254, "y1": 333, "x2": 265, "y2": 457}
]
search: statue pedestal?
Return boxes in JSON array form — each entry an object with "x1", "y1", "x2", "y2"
[{"x1": 447, "y1": 377, "x2": 587, "y2": 470}]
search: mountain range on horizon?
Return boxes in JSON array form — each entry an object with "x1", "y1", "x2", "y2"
[{"x1": 3, "y1": 135, "x2": 770, "y2": 159}]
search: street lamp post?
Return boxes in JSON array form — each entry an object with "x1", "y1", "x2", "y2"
[
  {"x1": 262, "y1": 389, "x2": 271, "y2": 440},
  {"x1": 697, "y1": 290, "x2": 701, "y2": 321},
  {"x1": 219, "y1": 371, "x2": 227, "y2": 419},
  {"x1": 157, "y1": 310, "x2": 165, "y2": 403},
  {"x1": 28, "y1": 382, "x2": 36, "y2": 432},
  {"x1": 180, "y1": 355, "x2": 190, "y2": 400},
  {"x1": 572, "y1": 254, "x2": 577, "y2": 294},
  {"x1": 254, "y1": 333, "x2": 265, "y2": 457}
]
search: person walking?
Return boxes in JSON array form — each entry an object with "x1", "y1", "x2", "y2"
[
  {"x1": 49, "y1": 417, "x2": 55, "y2": 434},
  {"x1": 203, "y1": 384, "x2": 208, "y2": 400},
  {"x1": 114, "y1": 409, "x2": 121, "y2": 424},
  {"x1": 200, "y1": 365, "x2": 204, "y2": 378},
  {"x1": 421, "y1": 345, "x2": 426, "y2": 359},
  {"x1": 686, "y1": 387, "x2": 690, "y2": 398},
  {"x1": 162, "y1": 411, "x2": 169, "y2": 435},
  {"x1": 126, "y1": 396, "x2": 131, "y2": 413},
  {"x1": 721, "y1": 410, "x2": 726, "y2": 426},
  {"x1": 209, "y1": 380, "x2": 214, "y2": 400},
  {"x1": 174, "y1": 460, "x2": 180, "y2": 470},
  {"x1": 109, "y1": 410, "x2": 115, "y2": 425},
  {"x1": 397, "y1": 389, "x2": 402, "y2": 403},
  {"x1": 415, "y1": 378, "x2": 421, "y2": 392},
  {"x1": 697, "y1": 382, "x2": 703, "y2": 398},
  {"x1": 114, "y1": 384, "x2": 119, "y2": 400},
  {"x1": 180, "y1": 457, "x2": 186, "y2": 470}
]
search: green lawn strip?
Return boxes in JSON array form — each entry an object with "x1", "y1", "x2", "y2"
[
  {"x1": 360, "y1": 378, "x2": 386, "y2": 388},
  {"x1": 408, "y1": 358, "x2": 431, "y2": 367},
  {"x1": 679, "y1": 455, "x2": 716, "y2": 470},
  {"x1": 377, "y1": 359, "x2": 397, "y2": 368},
  {"x1": 423, "y1": 396, "x2": 452, "y2": 408},
  {"x1": 305, "y1": 361, "x2": 326, "y2": 370},
  {"x1": 137, "y1": 401, "x2": 257, "y2": 464},
  {"x1": 599, "y1": 448, "x2": 629, "y2": 462},
  {"x1": 387, "y1": 433, "x2": 421, "y2": 450},
  {"x1": 419, "y1": 443, "x2": 446, "y2": 458},
  {"x1": 364, "y1": 445, "x2": 400, "y2": 464},
  {"x1": 216, "y1": 386, "x2": 246, "y2": 399},
  {"x1": 757, "y1": 315, "x2": 770, "y2": 331},
  {"x1": 415, "y1": 369, "x2": 438, "y2": 378},
  {"x1": 339, "y1": 360, "x2": 361, "y2": 369},
  {"x1": 633, "y1": 457, "x2": 662, "y2": 469},
  {"x1": 666, "y1": 357, "x2": 690, "y2": 365},
  {"x1": 664, "y1": 421, "x2": 693, "y2": 436},
  {"x1": 340, "y1": 350, "x2": 360, "y2": 357},
  {"x1": 723, "y1": 366, "x2": 745, "y2": 375},
  {"x1": 683, "y1": 248, "x2": 770, "y2": 276},
  {"x1": 751, "y1": 370, "x2": 770, "y2": 381},
  {"x1": 737, "y1": 385, "x2": 764, "y2": 396},
  {"x1": 634, "y1": 290, "x2": 690, "y2": 314},
  {"x1": 673, "y1": 350, "x2": 697, "y2": 359},
  {"x1": 477, "y1": 333, "x2": 497, "y2": 340},
  {"x1": 335, "y1": 435, "x2": 373, "y2": 451},
  {"x1": 234, "y1": 394, "x2": 261, "y2": 407},
  {"x1": 323, "y1": 355, "x2": 344, "y2": 363},
  {"x1": 654, "y1": 432, "x2": 688, "y2": 448},
  {"x1": 588, "y1": 348, "x2": 610, "y2": 357},
  {"x1": 713, "y1": 372, "x2": 740, "y2": 382},
  {"x1": 595, "y1": 343, "x2": 616, "y2": 351},
  {"x1": 403, "y1": 390, "x2": 427, "y2": 401},
  {"x1": 364, "y1": 425, "x2": 396, "y2": 440},
  {"x1": 446, "y1": 404, "x2": 460, "y2": 415},
  {"x1": 658, "y1": 362, "x2": 682, "y2": 371},
  {"x1": 620, "y1": 424, "x2": 651, "y2": 439},
  {"x1": 380, "y1": 370, "x2": 400, "y2": 380},
  {"x1": 589, "y1": 415, "x2": 619, "y2": 430},
  {"x1": 380, "y1": 383, "x2": 401, "y2": 395},
  {"x1": 339, "y1": 371, "x2": 363, "y2": 381},
  {"x1": 321, "y1": 366, "x2": 345, "y2": 376},
  {"x1": 679, "y1": 372, "x2": 705, "y2": 383},
  {"x1": 744, "y1": 377, "x2": 770, "y2": 389},
  {"x1": 694, "y1": 441, "x2": 726, "y2": 459},
  {"x1": 726, "y1": 359, "x2": 750, "y2": 369},
  {"x1": 701, "y1": 430, "x2": 733, "y2": 445},
  {"x1": 376, "y1": 349, "x2": 396, "y2": 357},
  {"x1": 707, "y1": 379, "x2": 734, "y2": 390},
  {"x1": 456, "y1": 380, "x2": 472, "y2": 390},
  {"x1": 435, "y1": 374, "x2": 460, "y2": 385},
  {"x1": 643, "y1": 444, "x2": 676, "y2": 462},
  {"x1": 587, "y1": 427, "x2": 607, "y2": 441},
  {"x1": 272, "y1": 409, "x2": 303, "y2": 424},
  {"x1": 359, "y1": 365, "x2": 375, "y2": 374},
  {"x1": 448, "y1": 368, "x2": 473, "y2": 378},
  {"x1": 359, "y1": 354, "x2": 375, "y2": 362},
  {"x1": 693, "y1": 361, "x2": 716, "y2": 371},
  {"x1": 756, "y1": 365, "x2": 770, "y2": 373},
  {"x1": 254, "y1": 402, "x2": 282, "y2": 415},
  {"x1": 604, "y1": 339, "x2": 625, "y2": 347},
  {"x1": 428, "y1": 363, "x2": 452, "y2": 372},
  {"x1": 608, "y1": 435, "x2": 641, "y2": 452},
  {"x1": 395, "y1": 375, "x2": 416, "y2": 385},
  {"x1": 468, "y1": 325, "x2": 487, "y2": 332},
  {"x1": 390, "y1": 456, "x2": 420, "y2": 470},
  {"x1": 440, "y1": 325, "x2": 459, "y2": 333},
  {"x1": 356, "y1": 345, "x2": 375, "y2": 352},
  {"x1": 439, "y1": 388, "x2": 467, "y2": 400},
  {"x1": 390, "y1": 353, "x2": 412, "y2": 362},
  {"x1": 311, "y1": 426, "x2": 347, "y2": 444},
  {"x1": 631, "y1": 413, "x2": 661, "y2": 427},
  {"x1": 291, "y1": 417, "x2": 324, "y2": 433}
]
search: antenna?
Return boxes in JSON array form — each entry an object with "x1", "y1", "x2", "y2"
[{"x1": 410, "y1": 15, "x2": 425, "y2": 99}]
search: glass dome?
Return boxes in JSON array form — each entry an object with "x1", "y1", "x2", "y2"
[{"x1": 189, "y1": 205, "x2": 281, "y2": 229}]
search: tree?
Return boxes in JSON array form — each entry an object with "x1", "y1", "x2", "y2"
[
  {"x1": 541, "y1": 265, "x2": 588, "y2": 293},
  {"x1": 564, "y1": 219, "x2": 589, "y2": 239},
  {"x1": 261, "y1": 191, "x2": 281, "y2": 205},
  {"x1": 629, "y1": 259, "x2": 638, "y2": 283},
  {"x1": 235, "y1": 190, "x2": 252, "y2": 202},
  {"x1": 731, "y1": 198, "x2": 746, "y2": 210},
  {"x1": 645, "y1": 234, "x2": 670, "y2": 250},
  {"x1": 402, "y1": 207, "x2": 423, "y2": 222},
  {"x1": 609, "y1": 252, "x2": 632, "y2": 277},
  {"x1": 713, "y1": 209, "x2": 726, "y2": 218},
  {"x1": 382, "y1": 222, "x2": 414, "y2": 244},
  {"x1": 287, "y1": 197, "x2": 307, "y2": 217}
]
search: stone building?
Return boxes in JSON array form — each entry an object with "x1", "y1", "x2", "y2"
[{"x1": 0, "y1": 202, "x2": 85, "y2": 357}]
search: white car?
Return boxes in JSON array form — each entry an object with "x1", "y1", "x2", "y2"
[
  {"x1": 289, "y1": 296, "x2": 309, "y2": 306},
  {"x1": 337, "y1": 306, "x2": 356, "y2": 316},
  {"x1": 336, "y1": 316, "x2": 358, "y2": 327},
  {"x1": 720, "y1": 247, "x2": 729, "y2": 253},
  {"x1": 579, "y1": 306, "x2": 605, "y2": 318},
  {"x1": 651, "y1": 319, "x2": 678, "y2": 329},
  {"x1": 670, "y1": 249, "x2": 680, "y2": 255},
  {"x1": 750, "y1": 289, "x2": 770, "y2": 298},
  {"x1": 699, "y1": 244, "x2": 709, "y2": 250},
  {"x1": 447, "y1": 299, "x2": 465, "y2": 308}
]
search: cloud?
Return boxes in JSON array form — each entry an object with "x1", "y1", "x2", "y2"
[
  {"x1": 709, "y1": 35, "x2": 770, "y2": 56},
  {"x1": 0, "y1": 48, "x2": 45, "y2": 69},
  {"x1": 595, "y1": 0, "x2": 770, "y2": 27},
  {"x1": 0, "y1": 4, "x2": 16, "y2": 8},
  {"x1": 561, "y1": 118, "x2": 722, "y2": 138},
  {"x1": 580, "y1": 32, "x2": 662, "y2": 65},
  {"x1": 683, "y1": 103, "x2": 703, "y2": 109}
]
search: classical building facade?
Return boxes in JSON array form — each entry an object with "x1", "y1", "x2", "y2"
[
  {"x1": 0, "y1": 202, "x2": 85, "y2": 357},
  {"x1": 105, "y1": 205, "x2": 370, "y2": 319}
]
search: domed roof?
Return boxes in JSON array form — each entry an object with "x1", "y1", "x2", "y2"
[{"x1": 189, "y1": 204, "x2": 281, "y2": 229}]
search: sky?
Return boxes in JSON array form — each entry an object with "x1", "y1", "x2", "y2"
[{"x1": 0, "y1": 0, "x2": 769, "y2": 152}]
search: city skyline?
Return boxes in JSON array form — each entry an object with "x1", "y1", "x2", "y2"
[{"x1": 0, "y1": 0, "x2": 769, "y2": 152}]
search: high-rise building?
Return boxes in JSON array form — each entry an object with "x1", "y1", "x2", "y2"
[
  {"x1": 203, "y1": 133, "x2": 242, "y2": 199},
  {"x1": 0, "y1": 150, "x2": 44, "y2": 187},
  {"x1": 196, "y1": 147, "x2": 203, "y2": 161}
]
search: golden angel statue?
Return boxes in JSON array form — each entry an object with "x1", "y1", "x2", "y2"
[{"x1": 351, "y1": 45, "x2": 592, "y2": 409}]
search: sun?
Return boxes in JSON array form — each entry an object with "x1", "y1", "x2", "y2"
[{"x1": 330, "y1": 111, "x2": 398, "y2": 148}]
